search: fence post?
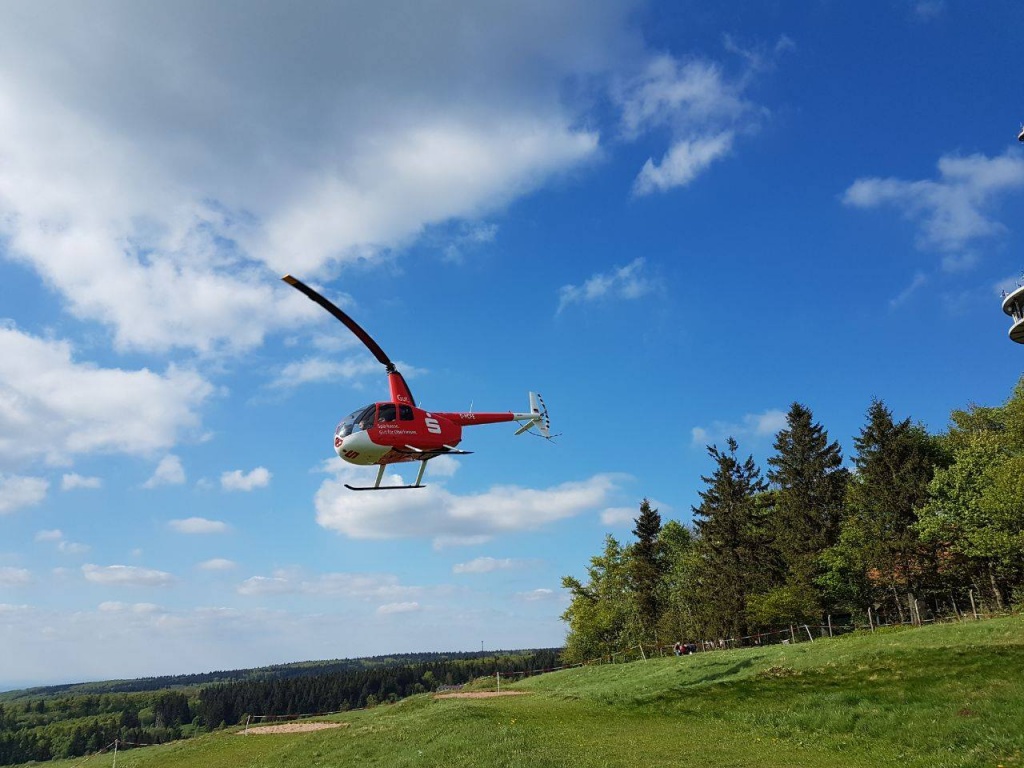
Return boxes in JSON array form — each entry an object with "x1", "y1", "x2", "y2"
[
  {"x1": 868, "y1": 607, "x2": 875, "y2": 632},
  {"x1": 789, "y1": 625, "x2": 796, "y2": 643},
  {"x1": 639, "y1": 643, "x2": 647, "y2": 662},
  {"x1": 497, "y1": 671, "x2": 500, "y2": 692},
  {"x1": 827, "y1": 615, "x2": 833, "y2": 638},
  {"x1": 969, "y1": 590, "x2": 979, "y2": 620},
  {"x1": 804, "y1": 625, "x2": 814, "y2": 642}
]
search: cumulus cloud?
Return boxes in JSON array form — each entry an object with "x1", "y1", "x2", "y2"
[
  {"x1": 0, "y1": 567, "x2": 31, "y2": 587},
  {"x1": 557, "y1": 258, "x2": 656, "y2": 313},
  {"x1": 452, "y1": 557, "x2": 531, "y2": 575},
  {"x1": 168, "y1": 517, "x2": 230, "y2": 534},
  {"x1": 220, "y1": 467, "x2": 271, "y2": 492},
  {"x1": 843, "y1": 151, "x2": 1024, "y2": 268},
  {"x1": 315, "y1": 468, "x2": 619, "y2": 543},
  {"x1": 0, "y1": 2, "x2": 629, "y2": 355},
  {"x1": 61, "y1": 473, "x2": 102, "y2": 491},
  {"x1": 691, "y1": 409, "x2": 787, "y2": 446},
  {"x1": 0, "y1": 474, "x2": 48, "y2": 514},
  {"x1": 0, "y1": 327, "x2": 212, "y2": 467},
  {"x1": 142, "y1": 455, "x2": 186, "y2": 489},
  {"x1": 82, "y1": 564, "x2": 174, "y2": 587}
]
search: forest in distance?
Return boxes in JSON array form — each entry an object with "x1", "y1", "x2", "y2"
[
  {"x1": 561, "y1": 377, "x2": 1024, "y2": 662},
  {"x1": 0, "y1": 649, "x2": 560, "y2": 764}
]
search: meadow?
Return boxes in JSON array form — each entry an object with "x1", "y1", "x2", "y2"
[{"x1": 34, "y1": 615, "x2": 1024, "y2": 768}]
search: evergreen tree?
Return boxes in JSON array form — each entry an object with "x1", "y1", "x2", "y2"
[
  {"x1": 692, "y1": 438, "x2": 769, "y2": 639},
  {"x1": 760, "y1": 402, "x2": 849, "y2": 621},
  {"x1": 841, "y1": 399, "x2": 944, "y2": 620},
  {"x1": 628, "y1": 498, "x2": 665, "y2": 641}
]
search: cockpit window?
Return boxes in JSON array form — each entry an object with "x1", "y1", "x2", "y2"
[
  {"x1": 399, "y1": 405, "x2": 414, "y2": 420},
  {"x1": 379, "y1": 403, "x2": 397, "y2": 422},
  {"x1": 337, "y1": 404, "x2": 377, "y2": 438}
]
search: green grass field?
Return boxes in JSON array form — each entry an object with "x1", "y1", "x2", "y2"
[{"x1": 35, "y1": 615, "x2": 1024, "y2": 768}]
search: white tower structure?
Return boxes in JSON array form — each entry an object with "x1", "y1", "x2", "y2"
[{"x1": 1001, "y1": 285, "x2": 1024, "y2": 343}]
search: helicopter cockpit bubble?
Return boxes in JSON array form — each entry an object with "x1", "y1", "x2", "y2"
[{"x1": 337, "y1": 404, "x2": 377, "y2": 438}]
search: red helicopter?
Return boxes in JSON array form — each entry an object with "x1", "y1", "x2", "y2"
[{"x1": 283, "y1": 275, "x2": 551, "y2": 490}]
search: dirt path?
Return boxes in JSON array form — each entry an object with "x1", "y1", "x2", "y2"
[
  {"x1": 433, "y1": 691, "x2": 530, "y2": 699},
  {"x1": 243, "y1": 722, "x2": 348, "y2": 734}
]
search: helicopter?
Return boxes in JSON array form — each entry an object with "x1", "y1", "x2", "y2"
[{"x1": 282, "y1": 275, "x2": 551, "y2": 490}]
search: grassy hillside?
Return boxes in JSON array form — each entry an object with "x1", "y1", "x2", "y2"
[{"x1": 33, "y1": 616, "x2": 1024, "y2": 768}]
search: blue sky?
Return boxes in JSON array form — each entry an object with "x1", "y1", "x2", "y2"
[{"x1": 1, "y1": 0, "x2": 1023, "y2": 689}]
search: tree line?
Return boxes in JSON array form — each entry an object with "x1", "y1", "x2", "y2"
[
  {"x1": 198, "y1": 649, "x2": 561, "y2": 727},
  {"x1": 0, "y1": 650, "x2": 560, "y2": 765},
  {"x1": 561, "y1": 378, "x2": 1024, "y2": 662}
]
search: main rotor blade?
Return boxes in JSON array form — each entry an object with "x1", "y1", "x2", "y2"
[{"x1": 282, "y1": 275, "x2": 394, "y2": 371}]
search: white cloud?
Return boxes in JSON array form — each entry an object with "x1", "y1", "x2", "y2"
[
  {"x1": 0, "y1": 474, "x2": 48, "y2": 514},
  {"x1": 691, "y1": 409, "x2": 787, "y2": 446},
  {"x1": 61, "y1": 473, "x2": 102, "y2": 491},
  {"x1": 36, "y1": 529, "x2": 90, "y2": 554},
  {"x1": 169, "y1": 517, "x2": 230, "y2": 535},
  {"x1": 376, "y1": 602, "x2": 421, "y2": 616},
  {"x1": 220, "y1": 467, "x2": 271, "y2": 492},
  {"x1": 197, "y1": 558, "x2": 237, "y2": 571},
  {"x1": 557, "y1": 258, "x2": 656, "y2": 313},
  {"x1": 615, "y1": 49, "x2": 773, "y2": 194},
  {"x1": 452, "y1": 557, "x2": 530, "y2": 575},
  {"x1": 82, "y1": 564, "x2": 175, "y2": 587},
  {"x1": 632, "y1": 132, "x2": 734, "y2": 196},
  {"x1": 57, "y1": 540, "x2": 90, "y2": 555},
  {"x1": 269, "y1": 357, "x2": 381, "y2": 390},
  {"x1": 617, "y1": 57, "x2": 749, "y2": 140},
  {"x1": 237, "y1": 569, "x2": 421, "y2": 601},
  {"x1": 0, "y1": 327, "x2": 212, "y2": 467},
  {"x1": 600, "y1": 506, "x2": 638, "y2": 526},
  {"x1": 143, "y1": 455, "x2": 186, "y2": 489},
  {"x1": 0, "y1": 2, "x2": 627, "y2": 353},
  {"x1": 0, "y1": 567, "x2": 31, "y2": 587},
  {"x1": 843, "y1": 151, "x2": 1024, "y2": 265},
  {"x1": 315, "y1": 468, "x2": 619, "y2": 542}
]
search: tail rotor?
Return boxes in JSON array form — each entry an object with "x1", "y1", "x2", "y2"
[{"x1": 514, "y1": 392, "x2": 552, "y2": 438}]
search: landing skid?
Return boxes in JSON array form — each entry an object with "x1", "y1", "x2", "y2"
[
  {"x1": 345, "y1": 460, "x2": 429, "y2": 491},
  {"x1": 345, "y1": 483, "x2": 424, "y2": 491}
]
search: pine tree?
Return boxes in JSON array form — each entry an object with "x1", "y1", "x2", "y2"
[
  {"x1": 763, "y1": 402, "x2": 849, "y2": 619},
  {"x1": 842, "y1": 399, "x2": 944, "y2": 620},
  {"x1": 692, "y1": 438, "x2": 769, "y2": 639},
  {"x1": 628, "y1": 498, "x2": 664, "y2": 640}
]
